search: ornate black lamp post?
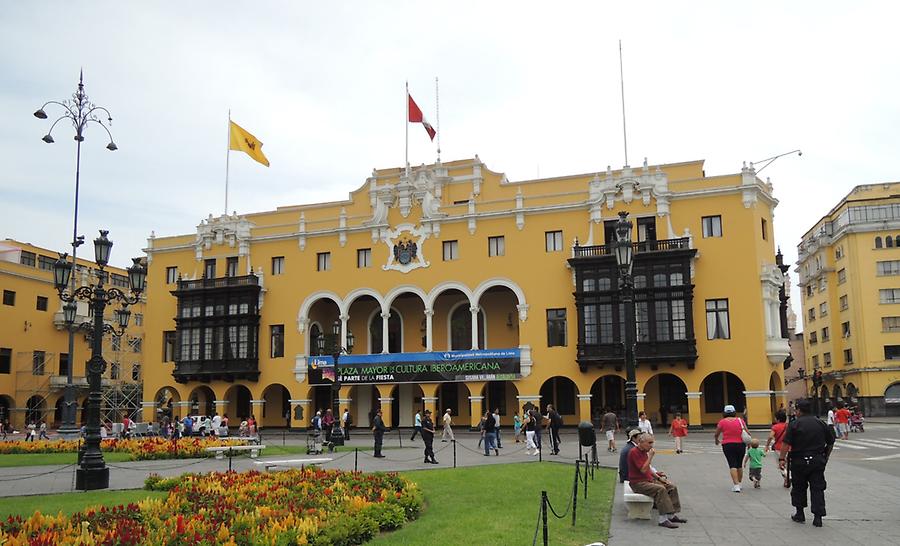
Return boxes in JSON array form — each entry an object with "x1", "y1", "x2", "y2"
[
  {"x1": 614, "y1": 211, "x2": 639, "y2": 429},
  {"x1": 316, "y1": 319, "x2": 354, "y2": 442},
  {"x1": 34, "y1": 71, "x2": 117, "y2": 436},
  {"x1": 53, "y1": 230, "x2": 146, "y2": 490}
]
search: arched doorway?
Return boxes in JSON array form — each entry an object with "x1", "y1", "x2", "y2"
[
  {"x1": 483, "y1": 381, "x2": 519, "y2": 422},
  {"x1": 391, "y1": 383, "x2": 425, "y2": 428},
  {"x1": 539, "y1": 376, "x2": 579, "y2": 423},
  {"x1": 154, "y1": 387, "x2": 180, "y2": 422},
  {"x1": 261, "y1": 384, "x2": 291, "y2": 428},
  {"x1": 700, "y1": 372, "x2": 747, "y2": 424},
  {"x1": 643, "y1": 373, "x2": 688, "y2": 426},
  {"x1": 769, "y1": 371, "x2": 784, "y2": 415},
  {"x1": 847, "y1": 383, "x2": 858, "y2": 401},
  {"x1": 0, "y1": 395, "x2": 12, "y2": 425},
  {"x1": 473, "y1": 285, "x2": 521, "y2": 349},
  {"x1": 25, "y1": 395, "x2": 46, "y2": 426},
  {"x1": 590, "y1": 375, "x2": 625, "y2": 424},
  {"x1": 310, "y1": 385, "x2": 336, "y2": 422},
  {"x1": 54, "y1": 397, "x2": 65, "y2": 426},
  {"x1": 438, "y1": 382, "x2": 471, "y2": 426},
  {"x1": 187, "y1": 386, "x2": 215, "y2": 417},
  {"x1": 369, "y1": 308, "x2": 403, "y2": 353},
  {"x1": 833, "y1": 384, "x2": 843, "y2": 402},
  {"x1": 223, "y1": 385, "x2": 252, "y2": 421},
  {"x1": 449, "y1": 303, "x2": 485, "y2": 350},
  {"x1": 820, "y1": 385, "x2": 830, "y2": 403}
]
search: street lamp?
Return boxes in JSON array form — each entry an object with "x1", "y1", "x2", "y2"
[
  {"x1": 53, "y1": 231, "x2": 146, "y2": 490},
  {"x1": 614, "y1": 211, "x2": 639, "y2": 429},
  {"x1": 751, "y1": 149, "x2": 802, "y2": 174},
  {"x1": 316, "y1": 319, "x2": 354, "y2": 443},
  {"x1": 35, "y1": 71, "x2": 117, "y2": 436}
]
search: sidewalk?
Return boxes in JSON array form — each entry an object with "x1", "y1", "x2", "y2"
[{"x1": 606, "y1": 436, "x2": 900, "y2": 545}]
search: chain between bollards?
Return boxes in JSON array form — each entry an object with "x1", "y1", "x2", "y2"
[{"x1": 398, "y1": 427, "x2": 402, "y2": 448}]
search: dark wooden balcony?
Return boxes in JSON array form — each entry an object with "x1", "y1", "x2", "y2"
[
  {"x1": 173, "y1": 359, "x2": 260, "y2": 383},
  {"x1": 576, "y1": 339, "x2": 698, "y2": 372},
  {"x1": 173, "y1": 274, "x2": 259, "y2": 293},
  {"x1": 572, "y1": 237, "x2": 690, "y2": 259}
]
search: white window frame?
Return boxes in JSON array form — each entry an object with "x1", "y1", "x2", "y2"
[
  {"x1": 166, "y1": 266, "x2": 178, "y2": 284},
  {"x1": 357, "y1": 248, "x2": 372, "y2": 268},
  {"x1": 488, "y1": 236, "x2": 505, "y2": 257},
  {"x1": 545, "y1": 231, "x2": 563, "y2": 252},
  {"x1": 272, "y1": 256, "x2": 285, "y2": 275},
  {"x1": 442, "y1": 240, "x2": 459, "y2": 261},
  {"x1": 705, "y1": 299, "x2": 730, "y2": 340},
  {"x1": 317, "y1": 252, "x2": 331, "y2": 271},
  {"x1": 701, "y1": 215, "x2": 723, "y2": 238}
]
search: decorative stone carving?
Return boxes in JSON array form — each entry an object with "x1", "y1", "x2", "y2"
[
  {"x1": 382, "y1": 223, "x2": 430, "y2": 273},
  {"x1": 194, "y1": 213, "x2": 253, "y2": 260}
]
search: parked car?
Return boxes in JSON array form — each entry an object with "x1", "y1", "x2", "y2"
[{"x1": 187, "y1": 415, "x2": 211, "y2": 436}]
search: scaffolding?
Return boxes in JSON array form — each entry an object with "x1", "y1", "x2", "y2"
[{"x1": 14, "y1": 350, "x2": 56, "y2": 426}]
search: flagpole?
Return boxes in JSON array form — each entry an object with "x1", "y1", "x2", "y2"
[
  {"x1": 435, "y1": 76, "x2": 441, "y2": 163},
  {"x1": 405, "y1": 81, "x2": 409, "y2": 178},
  {"x1": 225, "y1": 109, "x2": 231, "y2": 215},
  {"x1": 619, "y1": 40, "x2": 629, "y2": 167}
]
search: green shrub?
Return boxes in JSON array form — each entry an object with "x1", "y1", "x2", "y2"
[
  {"x1": 362, "y1": 503, "x2": 406, "y2": 530},
  {"x1": 311, "y1": 514, "x2": 379, "y2": 546},
  {"x1": 143, "y1": 473, "x2": 182, "y2": 491}
]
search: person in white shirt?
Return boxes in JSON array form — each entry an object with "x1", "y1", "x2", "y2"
[
  {"x1": 212, "y1": 414, "x2": 222, "y2": 436},
  {"x1": 826, "y1": 405, "x2": 837, "y2": 438},
  {"x1": 638, "y1": 411, "x2": 654, "y2": 435},
  {"x1": 342, "y1": 408, "x2": 351, "y2": 440},
  {"x1": 493, "y1": 409, "x2": 502, "y2": 448},
  {"x1": 441, "y1": 409, "x2": 455, "y2": 441},
  {"x1": 411, "y1": 410, "x2": 422, "y2": 441}
]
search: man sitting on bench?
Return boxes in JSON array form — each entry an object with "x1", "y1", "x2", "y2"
[{"x1": 627, "y1": 433, "x2": 687, "y2": 529}]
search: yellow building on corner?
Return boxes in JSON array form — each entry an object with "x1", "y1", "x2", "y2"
[
  {"x1": 797, "y1": 182, "x2": 900, "y2": 416},
  {"x1": 141, "y1": 157, "x2": 790, "y2": 431}
]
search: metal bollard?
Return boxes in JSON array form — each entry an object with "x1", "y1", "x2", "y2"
[
  {"x1": 283, "y1": 430, "x2": 286, "y2": 446},
  {"x1": 583, "y1": 455, "x2": 588, "y2": 499},
  {"x1": 541, "y1": 490, "x2": 549, "y2": 546},
  {"x1": 452, "y1": 439, "x2": 457, "y2": 468},
  {"x1": 354, "y1": 447, "x2": 358, "y2": 472},
  {"x1": 398, "y1": 427, "x2": 402, "y2": 448},
  {"x1": 572, "y1": 459, "x2": 579, "y2": 526}
]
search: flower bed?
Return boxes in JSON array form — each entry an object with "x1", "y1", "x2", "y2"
[
  {"x1": 0, "y1": 468, "x2": 422, "y2": 545},
  {"x1": 0, "y1": 437, "x2": 246, "y2": 460}
]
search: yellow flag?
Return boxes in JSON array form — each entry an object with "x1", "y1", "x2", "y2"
[{"x1": 229, "y1": 120, "x2": 270, "y2": 167}]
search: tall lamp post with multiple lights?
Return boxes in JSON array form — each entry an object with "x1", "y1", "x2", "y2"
[
  {"x1": 613, "y1": 211, "x2": 640, "y2": 429},
  {"x1": 34, "y1": 72, "x2": 118, "y2": 436},
  {"x1": 316, "y1": 320, "x2": 354, "y2": 444},
  {"x1": 53, "y1": 231, "x2": 146, "y2": 490}
]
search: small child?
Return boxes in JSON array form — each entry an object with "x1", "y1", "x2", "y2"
[{"x1": 744, "y1": 438, "x2": 766, "y2": 488}]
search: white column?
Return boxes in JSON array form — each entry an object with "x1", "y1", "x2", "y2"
[
  {"x1": 685, "y1": 392, "x2": 702, "y2": 400},
  {"x1": 424, "y1": 309, "x2": 434, "y2": 352},
  {"x1": 250, "y1": 399, "x2": 265, "y2": 420},
  {"x1": 340, "y1": 314, "x2": 349, "y2": 350},
  {"x1": 381, "y1": 311, "x2": 390, "y2": 354},
  {"x1": 470, "y1": 306, "x2": 479, "y2": 350}
]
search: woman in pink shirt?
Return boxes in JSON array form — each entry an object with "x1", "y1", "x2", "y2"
[{"x1": 714, "y1": 404, "x2": 751, "y2": 492}]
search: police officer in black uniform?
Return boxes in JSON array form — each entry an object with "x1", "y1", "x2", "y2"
[
  {"x1": 778, "y1": 399, "x2": 835, "y2": 527},
  {"x1": 421, "y1": 409, "x2": 438, "y2": 464}
]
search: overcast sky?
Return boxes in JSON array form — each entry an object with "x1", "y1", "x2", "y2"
[{"x1": 2, "y1": 2, "x2": 898, "y2": 328}]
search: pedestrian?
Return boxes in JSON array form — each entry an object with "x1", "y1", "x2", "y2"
[
  {"x1": 182, "y1": 415, "x2": 194, "y2": 437},
  {"x1": 323, "y1": 409, "x2": 335, "y2": 444},
  {"x1": 834, "y1": 402, "x2": 851, "y2": 440},
  {"x1": 513, "y1": 412, "x2": 522, "y2": 443},
  {"x1": 626, "y1": 433, "x2": 688, "y2": 529},
  {"x1": 0, "y1": 420, "x2": 6, "y2": 440},
  {"x1": 342, "y1": 408, "x2": 352, "y2": 440},
  {"x1": 779, "y1": 399, "x2": 835, "y2": 527},
  {"x1": 122, "y1": 416, "x2": 131, "y2": 439},
  {"x1": 482, "y1": 411, "x2": 499, "y2": 456},
  {"x1": 546, "y1": 404, "x2": 562, "y2": 455},
  {"x1": 531, "y1": 407, "x2": 543, "y2": 452},
  {"x1": 493, "y1": 408, "x2": 502, "y2": 448},
  {"x1": 744, "y1": 438, "x2": 766, "y2": 488},
  {"x1": 637, "y1": 411, "x2": 653, "y2": 435},
  {"x1": 765, "y1": 409, "x2": 790, "y2": 488},
  {"x1": 669, "y1": 412, "x2": 688, "y2": 454},
  {"x1": 421, "y1": 409, "x2": 438, "y2": 464},
  {"x1": 411, "y1": 410, "x2": 422, "y2": 441},
  {"x1": 26, "y1": 421, "x2": 36, "y2": 441},
  {"x1": 825, "y1": 404, "x2": 836, "y2": 438},
  {"x1": 524, "y1": 408, "x2": 539, "y2": 455},
  {"x1": 220, "y1": 414, "x2": 229, "y2": 436},
  {"x1": 249, "y1": 415, "x2": 257, "y2": 436},
  {"x1": 714, "y1": 404, "x2": 751, "y2": 492},
  {"x1": 600, "y1": 407, "x2": 619, "y2": 452},
  {"x1": 38, "y1": 421, "x2": 50, "y2": 440},
  {"x1": 477, "y1": 413, "x2": 486, "y2": 448},
  {"x1": 618, "y1": 429, "x2": 644, "y2": 483},
  {"x1": 441, "y1": 408, "x2": 454, "y2": 442},
  {"x1": 372, "y1": 408, "x2": 386, "y2": 458},
  {"x1": 211, "y1": 413, "x2": 222, "y2": 437}
]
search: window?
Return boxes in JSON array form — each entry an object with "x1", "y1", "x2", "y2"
[
  {"x1": 840, "y1": 295, "x2": 848, "y2": 310},
  {"x1": 32, "y1": 351, "x2": 45, "y2": 375},
  {"x1": 0, "y1": 348, "x2": 10, "y2": 374},
  {"x1": 636, "y1": 217, "x2": 657, "y2": 243},
  {"x1": 808, "y1": 308, "x2": 815, "y2": 322},
  {"x1": 701, "y1": 215, "x2": 723, "y2": 238},
  {"x1": 272, "y1": 256, "x2": 285, "y2": 275},
  {"x1": 163, "y1": 330, "x2": 175, "y2": 362},
  {"x1": 889, "y1": 236, "x2": 895, "y2": 248},
  {"x1": 883, "y1": 317, "x2": 900, "y2": 332},
  {"x1": 822, "y1": 327, "x2": 830, "y2": 341},
  {"x1": 132, "y1": 363, "x2": 141, "y2": 381},
  {"x1": 134, "y1": 313, "x2": 143, "y2": 326},
  {"x1": 812, "y1": 355, "x2": 819, "y2": 367},
  {"x1": 166, "y1": 266, "x2": 178, "y2": 284},
  {"x1": 132, "y1": 338, "x2": 142, "y2": 353},
  {"x1": 270, "y1": 325, "x2": 284, "y2": 358},
  {"x1": 110, "y1": 273, "x2": 129, "y2": 288},
  {"x1": 112, "y1": 336, "x2": 121, "y2": 352},
  {"x1": 58, "y1": 353, "x2": 69, "y2": 376},
  {"x1": 885, "y1": 346, "x2": 900, "y2": 360},
  {"x1": 841, "y1": 321, "x2": 851, "y2": 337},
  {"x1": 824, "y1": 352, "x2": 832, "y2": 367},
  {"x1": 545, "y1": 230, "x2": 563, "y2": 252},
  {"x1": 818, "y1": 277, "x2": 826, "y2": 292},
  {"x1": 819, "y1": 302, "x2": 828, "y2": 317},
  {"x1": 761, "y1": 218, "x2": 768, "y2": 240},
  {"x1": 877, "y1": 260, "x2": 900, "y2": 276},
  {"x1": 442, "y1": 240, "x2": 459, "y2": 261},
  {"x1": 204, "y1": 259, "x2": 216, "y2": 279},
  {"x1": 356, "y1": 249, "x2": 371, "y2": 269},
  {"x1": 844, "y1": 349, "x2": 853, "y2": 363},
  {"x1": 488, "y1": 236, "x2": 505, "y2": 257},
  {"x1": 2, "y1": 290, "x2": 15, "y2": 306},
  {"x1": 876, "y1": 236, "x2": 883, "y2": 248},
  {"x1": 706, "y1": 299, "x2": 730, "y2": 339},
  {"x1": 38, "y1": 255, "x2": 55, "y2": 271},
  {"x1": 110, "y1": 362, "x2": 120, "y2": 380},
  {"x1": 36, "y1": 296, "x2": 48, "y2": 312},
  {"x1": 226, "y1": 256, "x2": 239, "y2": 277},
  {"x1": 583, "y1": 305, "x2": 598, "y2": 344},
  {"x1": 316, "y1": 252, "x2": 331, "y2": 271},
  {"x1": 880, "y1": 289, "x2": 900, "y2": 304},
  {"x1": 19, "y1": 251, "x2": 35, "y2": 267},
  {"x1": 805, "y1": 285, "x2": 813, "y2": 298},
  {"x1": 837, "y1": 269, "x2": 846, "y2": 284},
  {"x1": 808, "y1": 331, "x2": 818, "y2": 344},
  {"x1": 546, "y1": 309, "x2": 567, "y2": 347}
]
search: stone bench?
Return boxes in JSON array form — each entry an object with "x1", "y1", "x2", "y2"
[
  {"x1": 622, "y1": 480, "x2": 654, "y2": 519},
  {"x1": 254, "y1": 458, "x2": 332, "y2": 471},
  {"x1": 205, "y1": 444, "x2": 266, "y2": 459}
]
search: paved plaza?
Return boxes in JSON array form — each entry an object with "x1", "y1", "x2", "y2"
[{"x1": 2, "y1": 423, "x2": 900, "y2": 545}]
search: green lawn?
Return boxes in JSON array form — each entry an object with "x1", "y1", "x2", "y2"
[
  {"x1": 373, "y1": 462, "x2": 614, "y2": 546},
  {"x1": 0, "y1": 451, "x2": 133, "y2": 467},
  {"x1": 0, "y1": 489, "x2": 168, "y2": 518}
]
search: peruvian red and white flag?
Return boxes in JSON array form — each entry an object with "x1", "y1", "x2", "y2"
[{"x1": 408, "y1": 94, "x2": 436, "y2": 141}]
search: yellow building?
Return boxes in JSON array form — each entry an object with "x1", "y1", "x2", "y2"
[
  {"x1": 142, "y1": 157, "x2": 789, "y2": 430},
  {"x1": 0, "y1": 239, "x2": 146, "y2": 429},
  {"x1": 797, "y1": 182, "x2": 900, "y2": 416}
]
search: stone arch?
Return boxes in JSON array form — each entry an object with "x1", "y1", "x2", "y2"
[
  {"x1": 427, "y1": 281, "x2": 475, "y2": 311},
  {"x1": 224, "y1": 384, "x2": 253, "y2": 421},
  {"x1": 540, "y1": 376, "x2": 580, "y2": 422},
  {"x1": 847, "y1": 382, "x2": 859, "y2": 400},
  {"x1": 367, "y1": 306, "x2": 404, "y2": 354},
  {"x1": 473, "y1": 278, "x2": 527, "y2": 314},
  {"x1": 25, "y1": 395, "x2": 46, "y2": 426},
  {"x1": 187, "y1": 385, "x2": 216, "y2": 417},
  {"x1": 820, "y1": 385, "x2": 830, "y2": 401},
  {"x1": 482, "y1": 381, "x2": 520, "y2": 420},
  {"x1": 699, "y1": 371, "x2": 747, "y2": 423},
  {"x1": 473, "y1": 282, "x2": 522, "y2": 349},
  {"x1": 343, "y1": 287, "x2": 385, "y2": 316},
  {"x1": 833, "y1": 384, "x2": 843, "y2": 401},
  {"x1": 439, "y1": 382, "x2": 471, "y2": 426},
  {"x1": 643, "y1": 373, "x2": 689, "y2": 426},
  {"x1": 447, "y1": 300, "x2": 486, "y2": 350},
  {"x1": 154, "y1": 386, "x2": 180, "y2": 422},
  {"x1": 769, "y1": 371, "x2": 784, "y2": 415},
  {"x1": 590, "y1": 375, "x2": 626, "y2": 422},
  {"x1": 298, "y1": 291, "x2": 344, "y2": 329},
  {"x1": 261, "y1": 383, "x2": 292, "y2": 427},
  {"x1": 875, "y1": 236, "x2": 883, "y2": 248},
  {"x1": 885, "y1": 382, "x2": 900, "y2": 404},
  {"x1": 384, "y1": 285, "x2": 428, "y2": 312}
]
